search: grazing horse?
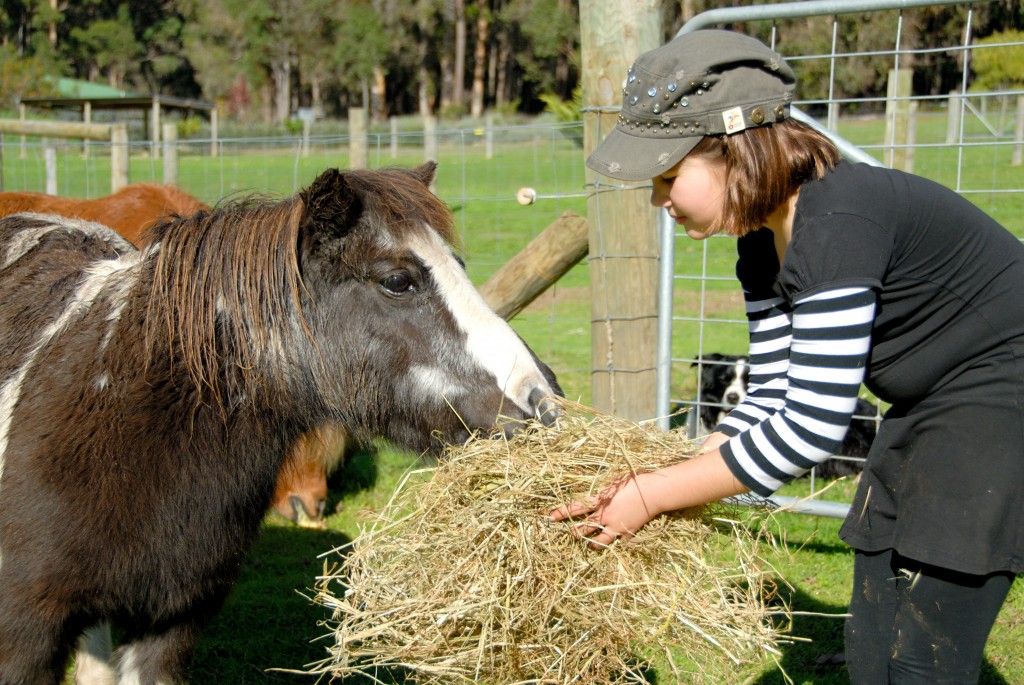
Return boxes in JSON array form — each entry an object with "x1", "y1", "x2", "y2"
[
  {"x1": 0, "y1": 163, "x2": 560, "y2": 684},
  {"x1": 0, "y1": 184, "x2": 349, "y2": 528},
  {"x1": 0, "y1": 183, "x2": 207, "y2": 245}
]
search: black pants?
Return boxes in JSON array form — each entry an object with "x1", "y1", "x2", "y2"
[{"x1": 845, "y1": 548, "x2": 1015, "y2": 684}]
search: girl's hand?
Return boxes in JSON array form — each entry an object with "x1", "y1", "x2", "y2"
[
  {"x1": 550, "y1": 472, "x2": 662, "y2": 549},
  {"x1": 550, "y1": 448, "x2": 750, "y2": 550}
]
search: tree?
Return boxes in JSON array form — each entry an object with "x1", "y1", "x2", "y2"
[
  {"x1": 971, "y1": 29, "x2": 1024, "y2": 90},
  {"x1": 330, "y1": 0, "x2": 388, "y2": 117},
  {"x1": 69, "y1": 4, "x2": 139, "y2": 88}
]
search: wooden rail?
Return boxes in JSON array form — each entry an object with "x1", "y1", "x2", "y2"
[{"x1": 0, "y1": 119, "x2": 130, "y2": 193}]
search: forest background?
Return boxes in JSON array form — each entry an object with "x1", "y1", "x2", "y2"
[{"x1": 4, "y1": 0, "x2": 1024, "y2": 130}]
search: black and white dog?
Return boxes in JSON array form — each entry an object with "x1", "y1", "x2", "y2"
[{"x1": 692, "y1": 353, "x2": 876, "y2": 479}]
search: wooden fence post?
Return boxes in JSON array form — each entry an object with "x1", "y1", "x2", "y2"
[
  {"x1": 580, "y1": 0, "x2": 662, "y2": 421},
  {"x1": 162, "y1": 122, "x2": 178, "y2": 185},
  {"x1": 210, "y1": 106, "x2": 219, "y2": 158},
  {"x1": 349, "y1": 107, "x2": 368, "y2": 169},
  {"x1": 45, "y1": 145, "x2": 57, "y2": 194},
  {"x1": 423, "y1": 115, "x2": 437, "y2": 163},
  {"x1": 111, "y1": 124, "x2": 129, "y2": 193},
  {"x1": 1013, "y1": 94, "x2": 1024, "y2": 167},
  {"x1": 947, "y1": 90, "x2": 961, "y2": 145},
  {"x1": 485, "y1": 112, "x2": 494, "y2": 160},
  {"x1": 885, "y1": 68, "x2": 913, "y2": 171},
  {"x1": 390, "y1": 116, "x2": 399, "y2": 159}
]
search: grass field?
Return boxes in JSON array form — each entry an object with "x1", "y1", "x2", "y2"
[{"x1": 16, "y1": 115, "x2": 1020, "y2": 682}]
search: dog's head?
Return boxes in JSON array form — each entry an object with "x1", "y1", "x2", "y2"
[{"x1": 691, "y1": 353, "x2": 750, "y2": 432}]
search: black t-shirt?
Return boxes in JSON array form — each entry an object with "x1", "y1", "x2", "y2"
[{"x1": 736, "y1": 161, "x2": 1024, "y2": 574}]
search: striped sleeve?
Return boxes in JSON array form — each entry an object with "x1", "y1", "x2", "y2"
[
  {"x1": 719, "y1": 286, "x2": 876, "y2": 496},
  {"x1": 714, "y1": 291, "x2": 792, "y2": 436}
]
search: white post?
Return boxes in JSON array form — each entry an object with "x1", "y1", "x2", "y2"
[
  {"x1": 946, "y1": 90, "x2": 961, "y2": 145},
  {"x1": 210, "y1": 106, "x2": 219, "y2": 157},
  {"x1": 162, "y1": 122, "x2": 178, "y2": 185},
  {"x1": 485, "y1": 112, "x2": 494, "y2": 160},
  {"x1": 19, "y1": 103, "x2": 26, "y2": 160},
  {"x1": 348, "y1": 107, "x2": 368, "y2": 169},
  {"x1": 110, "y1": 124, "x2": 129, "y2": 193},
  {"x1": 150, "y1": 98, "x2": 160, "y2": 159},
  {"x1": 1013, "y1": 94, "x2": 1024, "y2": 167},
  {"x1": 83, "y1": 101, "x2": 91, "y2": 159},
  {"x1": 423, "y1": 115, "x2": 437, "y2": 163},
  {"x1": 45, "y1": 145, "x2": 57, "y2": 194},
  {"x1": 389, "y1": 116, "x2": 399, "y2": 159}
]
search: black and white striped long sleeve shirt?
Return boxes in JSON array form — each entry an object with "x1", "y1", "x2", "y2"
[{"x1": 717, "y1": 285, "x2": 876, "y2": 496}]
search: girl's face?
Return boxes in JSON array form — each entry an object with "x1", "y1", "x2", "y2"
[{"x1": 650, "y1": 153, "x2": 728, "y2": 240}]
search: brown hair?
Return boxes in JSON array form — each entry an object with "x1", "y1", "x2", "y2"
[{"x1": 689, "y1": 118, "x2": 840, "y2": 237}]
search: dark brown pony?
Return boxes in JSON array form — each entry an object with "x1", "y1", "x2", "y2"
[
  {"x1": 0, "y1": 184, "x2": 349, "y2": 528},
  {"x1": 0, "y1": 163, "x2": 560, "y2": 684}
]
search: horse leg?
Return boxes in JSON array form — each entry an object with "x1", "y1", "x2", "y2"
[
  {"x1": 0, "y1": 597, "x2": 75, "y2": 685},
  {"x1": 74, "y1": 622, "x2": 116, "y2": 685},
  {"x1": 112, "y1": 619, "x2": 203, "y2": 685},
  {"x1": 272, "y1": 423, "x2": 349, "y2": 527}
]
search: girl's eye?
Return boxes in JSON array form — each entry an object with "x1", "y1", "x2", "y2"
[{"x1": 381, "y1": 273, "x2": 414, "y2": 295}]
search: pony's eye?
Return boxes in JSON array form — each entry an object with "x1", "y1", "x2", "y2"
[{"x1": 380, "y1": 272, "x2": 414, "y2": 295}]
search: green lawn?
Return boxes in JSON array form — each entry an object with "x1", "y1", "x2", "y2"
[{"x1": 17, "y1": 118, "x2": 1020, "y2": 683}]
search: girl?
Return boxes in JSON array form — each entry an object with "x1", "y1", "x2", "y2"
[{"x1": 552, "y1": 29, "x2": 1021, "y2": 683}]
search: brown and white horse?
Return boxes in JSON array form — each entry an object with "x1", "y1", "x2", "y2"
[
  {"x1": 0, "y1": 163, "x2": 560, "y2": 684},
  {"x1": 0, "y1": 183, "x2": 207, "y2": 246},
  {"x1": 0, "y1": 184, "x2": 350, "y2": 528}
]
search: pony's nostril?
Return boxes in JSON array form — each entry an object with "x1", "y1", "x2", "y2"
[
  {"x1": 528, "y1": 388, "x2": 562, "y2": 426},
  {"x1": 537, "y1": 399, "x2": 561, "y2": 426}
]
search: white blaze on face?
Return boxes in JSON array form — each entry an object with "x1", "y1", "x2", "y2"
[{"x1": 406, "y1": 229, "x2": 555, "y2": 416}]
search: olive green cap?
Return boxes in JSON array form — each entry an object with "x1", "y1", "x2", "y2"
[{"x1": 586, "y1": 30, "x2": 796, "y2": 182}]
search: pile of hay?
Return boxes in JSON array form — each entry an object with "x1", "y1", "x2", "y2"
[{"x1": 308, "y1": 402, "x2": 784, "y2": 684}]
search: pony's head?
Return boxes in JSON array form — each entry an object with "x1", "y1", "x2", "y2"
[
  {"x1": 145, "y1": 163, "x2": 560, "y2": 453},
  {"x1": 294, "y1": 163, "x2": 561, "y2": 450}
]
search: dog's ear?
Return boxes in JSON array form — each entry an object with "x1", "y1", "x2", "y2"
[{"x1": 691, "y1": 352, "x2": 725, "y2": 368}]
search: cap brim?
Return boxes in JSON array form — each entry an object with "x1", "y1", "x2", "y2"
[{"x1": 585, "y1": 127, "x2": 701, "y2": 182}]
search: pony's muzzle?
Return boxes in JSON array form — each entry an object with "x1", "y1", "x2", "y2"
[{"x1": 529, "y1": 388, "x2": 562, "y2": 427}]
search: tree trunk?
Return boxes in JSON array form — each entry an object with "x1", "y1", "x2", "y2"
[
  {"x1": 453, "y1": 0, "x2": 466, "y2": 110},
  {"x1": 372, "y1": 65, "x2": 387, "y2": 122},
  {"x1": 495, "y1": 26, "x2": 509, "y2": 110},
  {"x1": 310, "y1": 74, "x2": 322, "y2": 115},
  {"x1": 470, "y1": 10, "x2": 489, "y2": 117},
  {"x1": 48, "y1": 0, "x2": 57, "y2": 48},
  {"x1": 271, "y1": 60, "x2": 291, "y2": 124},
  {"x1": 417, "y1": 36, "x2": 433, "y2": 116}
]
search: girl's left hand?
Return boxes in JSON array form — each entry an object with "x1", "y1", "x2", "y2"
[{"x1": 550, "y1": 472, "x2": 661, "y2": 549}]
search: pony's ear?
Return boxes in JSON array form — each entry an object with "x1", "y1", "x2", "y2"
[
  {"x1": 298, "y1": 168, "x2": 362, "y2": 241},
  {"x1": 410, "y1": 161, "x2": 437, "y2": 188}
]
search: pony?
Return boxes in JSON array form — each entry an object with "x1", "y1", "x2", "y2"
[
  {"x1": 0, "y1": 183, "x2": 207, "y2": 246},
  {"x1": 0, "y1": 184, "x2": 348, "y2": 528},
  {"x1": 0, "y1": 162, "x2": 561, "y2": 684}
]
